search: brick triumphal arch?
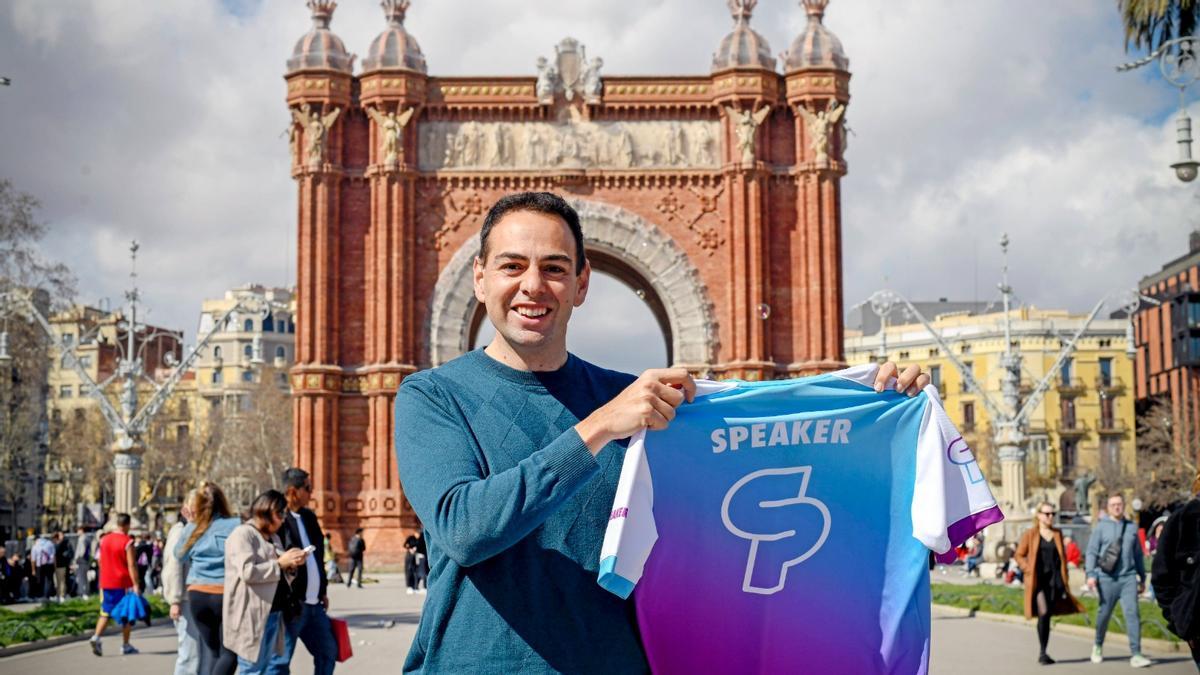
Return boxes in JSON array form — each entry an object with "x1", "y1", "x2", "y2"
[{"x1": 286, "y1": 0, "x2": 852, "y2": 559}]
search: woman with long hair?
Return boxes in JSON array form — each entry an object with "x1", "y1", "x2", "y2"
[
  {"x1": 175, "y1": 481, "x2": 240, "y2": 674},
  {"x1": 1152, "y1": 472, "x2": 1200, "y2": 669},
  {"x1": 223, "y1": 490, "x2": 307, "y2": 674},
  {"x1": 1014, "y1": 501, "x2": 1084, "y2": 665}
]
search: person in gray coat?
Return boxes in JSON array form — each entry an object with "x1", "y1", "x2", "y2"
[{"x1": 1085, "y1": 492, "x2": 1152, "y2": 668}]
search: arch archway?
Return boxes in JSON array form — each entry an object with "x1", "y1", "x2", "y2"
[{"x1": 428, "y1": 199, "x2": 718, "y2": 369}]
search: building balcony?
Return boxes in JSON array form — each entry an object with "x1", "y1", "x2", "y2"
[
  {"x1": 1096, "y1": 418, "x2": 1128, "y2": 435},
  {"x1": 1095, "y1": 376, "x2": 1124, "y2": 395},
  {"x1": 1056, "y1": 420, "x2": 1088, "y2": 436},
  {"x1": 960, "y1": 421, "x2": 977, "y2": 434},
  {"x1": 1057, "y1": 377, "x2": 1086, "y2": 394}
]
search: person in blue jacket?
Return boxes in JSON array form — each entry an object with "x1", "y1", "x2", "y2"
[
  {"x1": 1086, "y1": 491, "x2": 1152, "y2": 668},
  {"x1": 176, "y1": 481, "x2": 241, "y2": 675}
]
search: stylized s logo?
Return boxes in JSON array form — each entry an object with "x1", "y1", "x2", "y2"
[{"x1": 720, "y1": 466, "x2": 831, "y2": 595}]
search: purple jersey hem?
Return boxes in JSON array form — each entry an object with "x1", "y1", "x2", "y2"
[{"x1": 933, "y1": 504, "x2": 1005, "y2": 563}]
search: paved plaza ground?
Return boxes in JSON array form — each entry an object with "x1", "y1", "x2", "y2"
[{"x1": 1, "y1": 573, "x2": 1196, "y2": 674}]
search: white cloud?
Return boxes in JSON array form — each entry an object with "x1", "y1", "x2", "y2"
[{"x1": 0, "y1": 0, "x2": 1194, "y2": 371}]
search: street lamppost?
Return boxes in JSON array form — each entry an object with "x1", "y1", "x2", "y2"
[
  {"x1": 1118, "y1": 36, "x2": 1200, "y2": 182},
  {"x1": 860, "y1": 235, "x2": 1155, "y2": 541},
  {"x1": 0, "y1": 241, "x2": 287, "y2": 526}
]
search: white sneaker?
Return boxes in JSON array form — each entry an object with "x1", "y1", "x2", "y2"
[
  {"x1": 1130, "y1": 654, "x2": 1152, "y2": 668},
  {"x1": 417, "y1": 588, "x2": 426, "y2": 594},
  {"x1": 406, "y1": 588, "x2": 414, "y2": 595},
  {"x1": 1091, "y1": 645, "x2": 1103, "y2": 664}
]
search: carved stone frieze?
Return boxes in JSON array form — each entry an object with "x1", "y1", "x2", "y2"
[{"x1": 417, "y1": 118, "x2": 720, "y2": 172}]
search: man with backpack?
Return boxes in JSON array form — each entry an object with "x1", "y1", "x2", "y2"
[{"x1": 1086, "y1": 492, "x2": 1151, "y2": 668}]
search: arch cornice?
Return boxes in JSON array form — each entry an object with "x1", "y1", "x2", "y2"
[{"x1": 427, "y1": 199, "x2": 718, "y2": 371}]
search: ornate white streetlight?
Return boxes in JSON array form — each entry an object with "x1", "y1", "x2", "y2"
[
  {"x1": 0, "y1": 241, "x2": 286, "y2": 526},
  {"x1": 1118, "y1": 36, "x2": 1200, "y2": 182}
]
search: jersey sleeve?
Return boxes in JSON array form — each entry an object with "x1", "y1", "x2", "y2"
[
  {"x1": 598, "y1": 428, "x2": 658, "y2": 599},
  {"x1": 911, "y1": 386, "x2": 1004, "y2": 563}
]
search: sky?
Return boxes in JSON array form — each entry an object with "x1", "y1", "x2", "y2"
[{"x1": 0, "y1": 0, "x2": 1195, "y2": 374}]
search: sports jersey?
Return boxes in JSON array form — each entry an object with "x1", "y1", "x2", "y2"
[{"x1": 598, "y1": 364, "x2": 1002, "y2": 674}]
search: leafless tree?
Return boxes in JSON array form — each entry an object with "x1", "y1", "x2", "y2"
[{"x1": 1135, "y1": 398, "x2": 1199, "y2": 509}]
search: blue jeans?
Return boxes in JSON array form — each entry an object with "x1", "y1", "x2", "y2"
[
  {"x1": 266, "y1": 603, "x2": 337, "y2": 675},
  {"x1": 237, "y1": 611, "x2": 283, "y2": 674},
  {"x1": 1095, "y1": 574, "x2": 1141, "y2": 655},
  {"x1": 173, "y1": 615, "x2": 199, "y2": 675}
]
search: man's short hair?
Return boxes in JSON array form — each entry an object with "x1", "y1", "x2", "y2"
[
  {"x1": 282, "y1": 467, "x2": 310, "y2": 491},
  {"x1": 355, "y1": 527, "x2": 364, "y2": 534},
  {"x1": 1107, "y1": 492, "x2": 1124, "y2": 502},
  {"x1": 116, "y1": 513, "x2": 131, "y2": 528},
  {"x1": 478, "y1": 192, "x2": 585, "y2": 274}
]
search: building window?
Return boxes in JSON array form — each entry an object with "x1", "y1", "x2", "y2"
[
  {"x1": 962, "y1": 402, "x2": 975, "y2": 431},
  {"x1": 243, "y1": 344, "x2": 253, "y2": 359},
  {"x1": 243, "y1": 318, "x2": 254, "y2": 332},
  {"x1": 79, "y1": 355, "x2": 92, "y2": 368},
  {"x1": 961, "y1": 344, "x2": 971, "y2": 354},
  {"x1": 1060, "y1": 358, "x2": 1074, "y2": 385},
  {"x1": 1061, "y1": 398, "x2": 1077, "y2": 429},
  {"x1": 212, "y1": 370, "x2": 223, "y2": 384},
  {"x1": 1100, "y1": 396, "x2": 1115, "y2": 429},
  {"x1": 61, "y1": 333, "x2": 74, "y2": 347},
  {"x1": 213, "y1": 345, "x2": 222, "y2": 360},
  {"x1": 179, "y1": 398, "x2": 189, "y2": 416},
  {"x1": 929, "y1": 365, "x2": 941, "y2": 389},
  {"x1": 275, "y1": 345, "x2": 286, "y2": 361},
  {"x1": 58, "y1": 385, "x2": 72, "y2": 398},
  {"x1": 1100, "y1": 437, "x2": 1120, "y2": 471},
  {"x1": 176, "y1": 424, "x2": 189, "y2": 442},
  {"x1": 928, "y1": 348, "x2": 940, "y2": 358},
  {"x1": 1099, "y1": 357, "x2": 1113, "y2": 388},
  {"x1": 1190, "y1": 300, "x2": 1200, "y2": 327},
  {"x1": 898, "y1": 350, "x2": 910, "y2": 360},
  {"x1": 1061, "y1": 439, "x2": 1078, "y2": 471},
  {"x1": 960, "y1": 361, "x2": 974, "y2": 392},
  {"x1": 1029, "y1": 436, "x2": 1050, "y2": 476},
  {"x1": 242, "y1": 370, "x2": 253, "y2": 383},
  {"x1": 263, "y1": 315, "x2": 274, "y2": 332}
]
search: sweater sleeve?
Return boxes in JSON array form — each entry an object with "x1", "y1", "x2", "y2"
[
  {"x1": 1085, "y1": 524, "x2": 1102, "y2": 577},
  {"x1": 394, "y1": 376, "x2": 600, "y2": 568},
  {"x1": 162, "y1": 524, "x2": 186, "y2": 605}
]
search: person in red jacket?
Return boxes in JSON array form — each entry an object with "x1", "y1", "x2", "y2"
[
  {"x1": 1064, "y1": 535, "x2": 1083, "y2": 568},
  {"x1": 88, "y1": 514, "x2": 141, "y2": 657}
]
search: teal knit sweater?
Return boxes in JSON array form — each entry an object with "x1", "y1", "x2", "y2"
[{"x1": 394, "y1": 349, "x2": 647, "y2": 673}]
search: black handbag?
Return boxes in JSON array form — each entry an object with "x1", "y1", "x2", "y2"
[{"x1": 1098, "y1": 520, "x2": 1127, "y2": 575}]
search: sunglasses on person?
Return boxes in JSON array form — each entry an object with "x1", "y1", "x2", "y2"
[{"x1": 1039, "y1": 510, "x2": 1056, "y2": 516}]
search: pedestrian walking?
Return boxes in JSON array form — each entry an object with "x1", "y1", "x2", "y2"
[
  {"x1": 164, "y1": 496, "x2": 200, "y2": 675},
  {"x1": 73, "y1": 526, "x2": 94, "y2": 600},
  {"x1": 415, "y1": 532, "x2": 428, "y2": 592},
  {"x1": 53, "y1": 530, "x2": 72, "y2": 601},
  {"x1": 1151, "y1": 476, "x2": 1200, "y2": 668},
  {"x1": 1014, "y1": 502, "x2": 1083, "y2": 665},
  {"x1": 404, "y1": 536, "x2": 419, "y2": 594},
  {"x1": 135, "y1": 533, "x2": 154, "y2": 593},
  {"x1": 269, "y1": 467, "x2": 339, "y2": 675},
  {"x1": 1086, "y1": 492, "x2": 1153, "y2": 668},
  {"x1": 345, "y1": 528, "x2": 365, "y2": 589},
  {"x1": 30, "y1": 533, "x2": 55, "y2": 599},
  {"x1": 176, "y1": 481, "x2": 240, "y2": 674},
  {"x1": 224, "y1": 490, "x2": 308, "y2": 675},
  {"x1": 151, "y1": 534, "x2": 164, "y2": 592},
  {"x1": 88, "y1": 513, "x2": 141, "y2": 657}
]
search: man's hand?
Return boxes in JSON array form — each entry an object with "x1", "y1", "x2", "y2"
[
  {"x1": 322, "y1": 596, "x2": 329, "y2": 611},
  {"x1": 875, "y1": 361, "x2": 930, "y2": 397},
  {"x1": 1138, "y1": 580, "x2": 1146, "y2": 595},
  {"x1": 1087, "y1": 577, "x2": 1098, "y2": 592},
  {"x1": 170, "y1": 603, "x2": 181, "y2": 621},
  {"x1": 575, "y1": 368, "x2": 696, "y2": 454},
  {"x1": 278, "y1": 548, "x2": 307, "y2": 571}
]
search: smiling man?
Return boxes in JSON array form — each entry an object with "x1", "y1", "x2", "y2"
[{"x1": 393, "y1": 192, "x2": 927, "y2": 673}]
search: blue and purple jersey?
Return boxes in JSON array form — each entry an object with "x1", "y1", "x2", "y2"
[{"x1": 598, "y1": 364, "x2": 1003, "y2": 674}]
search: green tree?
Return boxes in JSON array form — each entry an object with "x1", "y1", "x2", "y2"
[{"x1": 1120, "y1": 0, "x2": 1200, "y2": 52}]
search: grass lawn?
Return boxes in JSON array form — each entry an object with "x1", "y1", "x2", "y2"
[
  {"x1": 0, "y1": 595, "x2": 169, "y2": 647},
  {"x1": 932, "y1": 582, "x2": 1179, "y2": 643}
]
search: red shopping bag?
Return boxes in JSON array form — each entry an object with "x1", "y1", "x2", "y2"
[{"x1": 330, "y1": 617, "x2": 353, "y2": 663}]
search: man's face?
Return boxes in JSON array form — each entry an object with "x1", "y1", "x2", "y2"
[
  {"x1": 288, "y1": 480, "x2": 313, "y2": 510},
  {"x1": 1107, "y1": 496, "x2": 1125, "y2": 520},
  {"x1": 474, "y1": 210, "x2": 589, "y2": 358}
]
